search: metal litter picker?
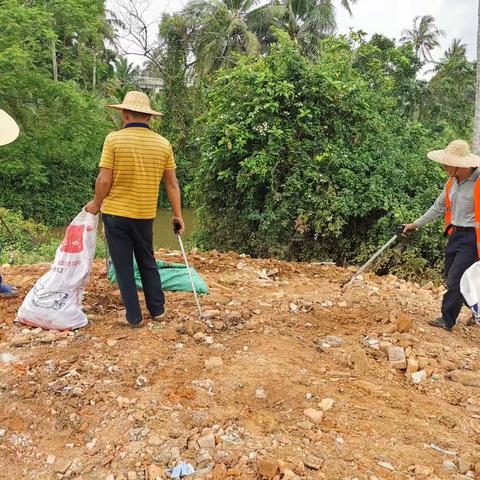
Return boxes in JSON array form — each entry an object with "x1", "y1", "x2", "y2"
[
  {"x1": 173, "y1": 219, "x2": 203, "y2": 318},
  {"x1": 342, "y1": 226, "x2": 406, "y2": 291},
  {"x1": 0, "y1": 214, "x2": 17, "y2": 265}
]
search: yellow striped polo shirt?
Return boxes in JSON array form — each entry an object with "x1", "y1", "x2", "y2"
[{"x1": 99, "y1": 123, "x2": 176, "y2": 219}]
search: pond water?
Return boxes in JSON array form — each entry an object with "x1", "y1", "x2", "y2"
[
  {"x1": 150, "y1": 208, "x2": 198, "y2": 250},
  {"x1": 54, "y1": 208, "x2": 198, "y2": 251}
]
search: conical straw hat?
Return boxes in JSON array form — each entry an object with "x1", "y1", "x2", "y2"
[
  {"x1": 106, "y1": 91, "x2": 162, "y2": 116},
  {"x1": 0, "y1": 109, "x2": 19, "y2": 146},
  {"x1": 427, "y1": 140, "x2": 480, "y2": 168}
]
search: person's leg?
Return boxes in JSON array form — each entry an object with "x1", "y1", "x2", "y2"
[
  {"x1": 441, "y1": 231, "x2": 478, "y2": 328},
  {"x1": 131, "y1": 219, "x2": 165, "y2": 317},
  {"x1": 103, "y1": 214, "x2": 143, "y2": 325},
  {"x1": 429, "y1": 236, "x2": 457, "y2": 330}
]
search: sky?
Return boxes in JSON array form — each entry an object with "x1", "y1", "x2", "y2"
[
  {"x1": 111, "y1": 0, "x2": 479, "y2": 64},
  {"x1": 335, "y1": 0, "x2": 478, "y2": 62}
]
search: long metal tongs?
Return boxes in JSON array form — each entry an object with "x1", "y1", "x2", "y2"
[
  {"x1": 173, "y1": 219, "x2": 203, "y2": 318},
  {"x1": 342, "y1": 226, "x2": 406, "y2": 291},
  {"x1": 0, "y1": 215, "x2": 15, "y2": 242}
]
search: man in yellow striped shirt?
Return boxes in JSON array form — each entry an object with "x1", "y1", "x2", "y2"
[{"x1": 85, "y1": 91, "x2": 184, "y2": 327}]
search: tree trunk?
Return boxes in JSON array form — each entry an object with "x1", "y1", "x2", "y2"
[
  {"x1": 52, "y1": 42, "x2": 58, "y2": 82},
  {"x1": 92, "y1": 49, "x2": 97, "y2": 90},
  {"x1": 474, "y1": 0, "x2": 480, "y2": 153}
]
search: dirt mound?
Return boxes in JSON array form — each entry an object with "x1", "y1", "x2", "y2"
[{"x1": 1, "y1": 250, "x2": 480, "y2": 479}]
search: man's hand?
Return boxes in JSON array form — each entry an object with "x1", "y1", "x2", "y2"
[
  {"x1": 85, "y1": 200, "x2": 101, "y2": 215},
  {"x1": 402, "y1": 223, "x2": 418, "y2": 235},
  {"x1": 171, "y1": 216, "x2": 185, "y2": 235},
  {"x1": 86, "y1": 168, "x2": 113, "y2": 215},
  {"x1": 164, "y1": 169, "x2": 183, "y2": 234}
]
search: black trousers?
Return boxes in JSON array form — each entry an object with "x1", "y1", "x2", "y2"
[
  {"x1": 103, "y1": 214, "x2": 164, "y2": 325},
  {"x1": 442, "y1": 230, "x2": 478, "y2": 328}
]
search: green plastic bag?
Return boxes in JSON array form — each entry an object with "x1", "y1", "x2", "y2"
[{"x1": 108, "y1": 260, "x2": 209, "y2": 294}]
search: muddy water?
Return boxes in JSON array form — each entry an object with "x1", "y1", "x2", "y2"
[
  {"x1": 54, "y1": 208, "x2": 198, "y2": 251},
  {"x1": 149, "y1": 208, "x2": 198, "y2": 250}
]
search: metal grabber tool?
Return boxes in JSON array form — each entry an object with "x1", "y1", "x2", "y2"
[
  {"x1": 0, "y1": 214, "x2": 17, "y2": 264},
  {"x1": 173, "y1": 219, "x2": 203, "y2": 318},
  {"x1": 342, "y1": 225, "x2": 407, "y2": 291}
]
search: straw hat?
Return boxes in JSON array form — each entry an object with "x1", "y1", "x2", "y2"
[
  {"x1": 106, "y1": 91, "x2": 162, "y2": 116},
  {"x1": 427, "y1": 140, "x2": 480, "y2": 168},
  {"x1": 0, "y1": 109, "x2": 19, "y2": 146}
]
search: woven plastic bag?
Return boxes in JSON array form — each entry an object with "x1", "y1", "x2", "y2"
[
  {"x1": 17, "y1": 209, "x2": 98, "y2": 330},
  {"x1": 108, "y1": 260, "x2": 209, "y2": 294},
  {"x1": 460, "y1": 261, "x2": 480, "y2": 325}
]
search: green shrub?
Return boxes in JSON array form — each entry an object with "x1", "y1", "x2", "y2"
[
  {"x1": 0, "y1": 82, "x2": 112, "y2": 226},
  {"x1": 0, "y1": 0, "x2": 115, "y2": 226},
  {"x1": 0, "y1": 207, "x2": 106, "y2": 265},
  {"x1": 194, "y1": 33, "x2": 451, "y2": 279}
]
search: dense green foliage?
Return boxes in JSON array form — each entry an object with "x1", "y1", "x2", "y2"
[
  {"x1": 0, "y1": 208, "x2": 106, "y2": 264},
  {"x1": 0, "y1": 0, "x2": 477, "y2": 279},
  {"x1": 194, "y1": 33, "x2": 466, "y2": 280},
  {"x1": 0, "y1": 0, "x2": 114, "y2": 226},
  {"x1": 423, "y1": 39, "x2": 476, "y2": 138},
  {"x1": 156, "y1": 14, "x2": 202, "y2": 205},
  {"x1": 0, "y1": 207, "x2": 53, "y2": 263},
  {"x1": 0, "y1": 83, "x2": 112, "y2": 225}
]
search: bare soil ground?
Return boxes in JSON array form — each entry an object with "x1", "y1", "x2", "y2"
[{"x1": 1, "y1": 250, "x2": 480, "y2": 480}]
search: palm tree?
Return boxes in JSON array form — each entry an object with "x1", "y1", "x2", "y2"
[
  {"x1": 253, "y1": 0, "x2": 358, "y2": 54},
  {"x1": 105, "y1": 57, "x2": 139, "y2": 98},
  {"x1": 260, "y1": 0, "x2": 335, "y2": 47},
  {"x1": 426, "y1": 37, "x2": 471, "y2": 90},
  {"x1": 339, "y1": 0, "x2": 358, "y2": 15},
  {"x1": 474, "y1": 1, "x2": 480, "y2": 154},
  {"x1": 424, "y1": 35, "x2": 475, "y2": 137},
  {"x1": 115, "y1": 57, "x2": 139, "y2": 86},
  {"x1": 444, "y1": 38, "x2": 467, "y2": 59},
  {"x1": 186, "y1": 0, "x2": 359, "y2": 73},
  {"x1": 185, "y1": 0, "x2": 266, "y2": 76},
  {"x1": 401, "y1": 15, "x2": 444, "y2": 63},
  {"x1": 428, "y1": 39, "x2": 469, "y2": 76}
]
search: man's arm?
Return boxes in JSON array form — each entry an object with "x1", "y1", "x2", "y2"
[
  {"x1": 163, "y1": 168, "x2": 184, "y2": 234},
  {"x1": 85, "y1": 168, "x2": 113, "y2": 214},
  {"x1": 403, "y1": 187, "x2": 447, "y2": 233}
]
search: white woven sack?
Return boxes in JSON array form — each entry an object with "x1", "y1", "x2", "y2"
[
  {"x1": 17, "y1": 209, "x2": 98, "y2": 330},
  {"x1": 460, "y1": 260, "x2": 480, "y2": 325}
]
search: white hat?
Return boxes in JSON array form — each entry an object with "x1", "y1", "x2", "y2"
[
  {"x1": 106, "y1": 91, "x2": 162, "y2": 116},
  {"x1": 427, "y1": 140, "x2": 480, "y2": 168},
  {"x1": 0, "y1": 109, "x2": 19, "y2": 146}
]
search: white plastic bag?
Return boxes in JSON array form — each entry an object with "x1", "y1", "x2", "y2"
[
  {"x1": 17, "y1": 209, "x2": 98, "y2": 330},
  {"x1": 460, "y1": 261, "x2": 480, "y2": 325}
]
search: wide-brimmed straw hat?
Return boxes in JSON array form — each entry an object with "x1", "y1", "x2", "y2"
[
  {"x1": 0, "y1": 109, "x2": 19, "y2": 146},
  {"x1": 106, "y1": 91, "x2": 162, "y2": 116},
  {"x1": 427, "y1": 140, "x2": 480, "y2": 168}
]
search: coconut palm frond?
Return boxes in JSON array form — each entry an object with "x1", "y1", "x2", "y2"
[
  {"x1": 401, "y1": 15, "x2": 444, "y2": 63},
  {"x1": 300, "y1": 1, "x2": 336, "y2": 38},
  {"x1": 339, "y1": 0, "x2": 358, "y2": 16},
  {"x1": 445, "y1": 38, "x2": 467, "y2": 59}
]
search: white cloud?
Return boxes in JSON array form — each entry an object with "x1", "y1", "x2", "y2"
[{"x1": 335, "y1": 0, "x2": 478, "y2": 62}]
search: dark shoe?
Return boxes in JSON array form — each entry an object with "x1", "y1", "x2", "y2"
[
  {"x1": 0, "y1": 283, "x2": 19, "y2": 298},
  {"x1": 428, "y1": 317, "x2": 453, "y2": 332},
  {"x1": 128, "y1": 320, "x2": 144, "y2": 329},
  {"x1": 151, "y1": 312, "x2": 165, "y2": 322},
  {"x1": 117, "y1": 316, "x2": 144, "y2": 329}
]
